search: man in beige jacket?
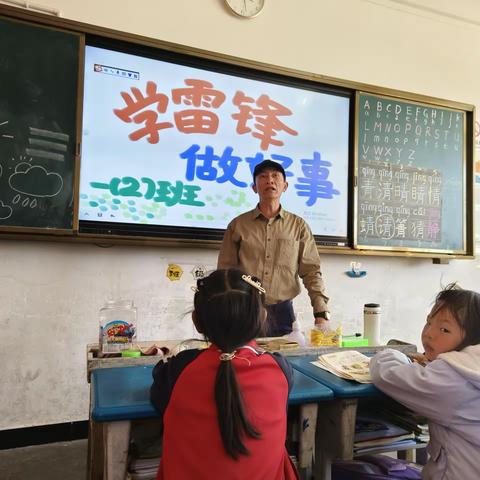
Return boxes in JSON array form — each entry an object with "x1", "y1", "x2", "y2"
[{"x1": 218, "y1": 159, "x2": 330, "y2": 336}]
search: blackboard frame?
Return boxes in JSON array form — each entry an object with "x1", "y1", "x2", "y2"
[{"x1": 354, "y1": 91, "x2": 474, "y2": 256}]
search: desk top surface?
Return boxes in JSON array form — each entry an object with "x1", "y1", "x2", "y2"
[
  {"x1": 287, "y1": 355, "x2": 381, "y2": 398},
  {"x1": 91, "y1": 364, "x2": 334, "y2": 422}
]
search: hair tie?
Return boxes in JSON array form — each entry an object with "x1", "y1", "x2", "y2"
[{"x1": 219, "y1": 351, "x2": 236, "y2": 361}]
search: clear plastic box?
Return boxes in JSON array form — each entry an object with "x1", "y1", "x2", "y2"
[{"x1": 99, "y1": 299, "x2": 137, "y2": 354}]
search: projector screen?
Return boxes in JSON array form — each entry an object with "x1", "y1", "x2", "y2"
[{"x1": 79, "y1": 42, "x2": 351, "y2": 243}]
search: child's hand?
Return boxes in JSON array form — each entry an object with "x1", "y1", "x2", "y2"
[{"x1": 407, "y1": 352, "x2": 429, "y2": 366}]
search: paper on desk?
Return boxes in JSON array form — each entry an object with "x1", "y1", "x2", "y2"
[{"x1": 311, "y1": 350, "x2": 372, "y2": 383}]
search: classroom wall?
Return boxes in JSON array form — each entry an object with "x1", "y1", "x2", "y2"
[{"x1": 1, "y1": 0, "x2": 480, "y2": 430}]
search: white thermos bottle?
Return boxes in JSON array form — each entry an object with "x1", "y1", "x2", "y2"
[{"x1": 364, "y1": 303, "x2": 381, "y2": 346}]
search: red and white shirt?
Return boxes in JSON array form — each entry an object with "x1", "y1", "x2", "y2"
[{"x1": 150, "y1": 341, "x2": 298, "y2": 480}]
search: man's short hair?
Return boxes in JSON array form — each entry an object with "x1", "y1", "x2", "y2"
[{"x1": 253, "y1": 160, "x2": 286, "y2": 181}]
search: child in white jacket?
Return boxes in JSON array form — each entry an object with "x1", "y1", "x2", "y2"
[{"x1": 370, "y1": 283, "x2": 480, "y2": 480}]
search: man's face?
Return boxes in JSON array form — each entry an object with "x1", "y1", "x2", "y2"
[{"x1": 252, "y1": 168, "x2": 288, "y2": 201}]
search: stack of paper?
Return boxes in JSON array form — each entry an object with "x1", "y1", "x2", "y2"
[
  {"x1": 257, "y1": 337, "x2": 299, "y2": 351},
  {"x1": 128, "y1": 457, "x2": 160, "y2": 480},
  {"x1": 354, "y1": 413, "x2": 416, "y2": 453},
  {"x1": 311, "y1": 350, "x2": 372, "y2": 383},
  {"x1": 382, "y1": 404, "x2": 430, "y2": 443}
]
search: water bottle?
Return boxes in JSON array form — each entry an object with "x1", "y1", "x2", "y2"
[
  {"x1": 99, "y1": 299, "x2": 137, "y2": 354},
  {"x1": 363, "y1": 303, "x2": 381, "y2": 346}
]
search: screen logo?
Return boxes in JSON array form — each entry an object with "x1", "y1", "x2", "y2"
[{"x1": 94, "y1": 63, "x2": 139, "y2": 80}]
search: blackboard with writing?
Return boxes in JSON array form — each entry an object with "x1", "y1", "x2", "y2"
[
  {"x1": 356, "y1": 92, "x2": 466, "y2": 253},
  {"x1": 0, "y1": 17, "x2": 79, "y2": 230}
]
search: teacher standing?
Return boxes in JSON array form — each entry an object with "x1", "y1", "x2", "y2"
[{"x1": 217, "y1": 159, "x2": 330, "y2": 336}]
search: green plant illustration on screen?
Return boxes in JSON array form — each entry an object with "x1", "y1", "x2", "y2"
[
  {"x1": 81, "y1": 186, "x2": 253, "y2": 225},
  {"x1": 183, "y1": 190, "x2": 252, "y2": 222},
  {"x1": 225, "y1": 190, "x2": 248, "y2": 207},
  {"x1": 80, "y1": 193, "x2": 167, "y2": 223}
]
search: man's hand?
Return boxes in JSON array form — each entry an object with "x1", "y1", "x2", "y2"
[
  {"x1": 313, "y1": 311, "x2": 330, "y2": 326},
  {"x1": 314, "y1": 316, "x2": 330, "y2": 331}
]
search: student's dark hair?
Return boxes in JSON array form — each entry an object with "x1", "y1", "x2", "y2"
[
  {"x1": 433, "y1": 282, "x2": 480, "y2": 350},
  {"x1": 193, "y1": 269, "x2": 266, "y2": 459}
]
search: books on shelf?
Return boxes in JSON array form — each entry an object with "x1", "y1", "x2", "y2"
[
  {"x1": 311, "y1": 350, "x2": 372, "y2": 383},
  {"x1": 355, "y1": 414, "x2": 411, "y2": 442},
  {"x1": 128, "y1": 456, "x2": 160, "y2": 480},
  {"x1": 353, "y1": 412, "x2": 420, "y2": 454},
  {"x1": 355, "y1": 433, "x2": 415, "y2": 449},
  {"x1": 354, "y1": 438, "x2": 419, "y2": 455},
  {"x1": 380, "y1": 404, "x2": 430, "y2": 443}
]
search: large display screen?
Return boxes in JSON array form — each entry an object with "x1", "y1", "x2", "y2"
[{"x1": 79, "y1": 43, "x2": 351, "y2": 243}]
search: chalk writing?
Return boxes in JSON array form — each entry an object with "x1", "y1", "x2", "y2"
[
  {"x1": 357, "y1": 93, "x2": 465, "y2": 251},
  {"x1": 26, "y1": 127, "x2": 69, "y2": 162},
  {"x1": 9, "y1": 163, "x2": 63, "y2": 197},
  {"x1": 358, "y1": 161, "x2": 442, "y2": 242},
  {"x1": 0, "y1": 200, "x2": 13, "y2": 219},
  {"x1": 360, "y1": 97, "x2": 462, "y2": 164}
]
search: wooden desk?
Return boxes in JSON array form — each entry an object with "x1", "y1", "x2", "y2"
[
  {"x1": 88, "y1": 364, "x2": 334, "y2": 480},
  {"x1": 86, "y1": 339, "x2": 417, "y2": 382},
  {"x1": 288, "y1": 355, "x2": 425, "y2": 479}
]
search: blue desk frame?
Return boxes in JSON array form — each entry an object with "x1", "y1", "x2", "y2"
[{"x1": 88, "y1": 364, "x2": 334, "y2": 480}]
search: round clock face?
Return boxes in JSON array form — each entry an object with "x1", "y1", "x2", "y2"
[{"x1": 225, "y1": 0, "x2": 265, "y2": 18}]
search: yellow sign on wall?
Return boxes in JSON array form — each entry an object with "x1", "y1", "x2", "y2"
[{"x1": 166, "y1": 263, "x2": 183, "y2": 281}]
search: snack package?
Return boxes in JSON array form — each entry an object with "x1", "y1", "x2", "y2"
[{"x1": 310, "y1": 323, "x2": 342, "y2": 347}]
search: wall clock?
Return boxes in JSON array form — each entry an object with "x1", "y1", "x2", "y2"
[{"x1": 224, "y1": 0, "x2": 265, "y2": 19}]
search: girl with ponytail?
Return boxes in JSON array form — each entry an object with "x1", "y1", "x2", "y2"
[{"x1": 150, "y1": 268, "x2": 298, "y2": 480}]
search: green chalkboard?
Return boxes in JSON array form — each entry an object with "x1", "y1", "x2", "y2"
[
  {"x1": 0, "y1": 17, "x2": 80, "y2": 230},
  {"x1": 355, "y1": 92, "x2": 467, "y2": 254}
]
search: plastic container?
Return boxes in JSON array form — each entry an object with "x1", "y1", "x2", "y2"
[
  {"x1": 310, "y1": 322, "x2": 342, "y2": 347},
  {"x1": 341, "y1": 335, "x2": 369, "y2": 348},
  {"x1": 286, "y1": 320, "x2": 306, "y2": 347},
  {"x1": 99, "y1": 299, "x2": 137, "y2": 354},
  {"x1": 363, "y1": 303, "x2": 381, "y2": 346},
  {"x1": 121, "y1": 349, "x2": 141, "y2": 357}
]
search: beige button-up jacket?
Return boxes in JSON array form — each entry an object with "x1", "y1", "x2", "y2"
[{"x1": 217, "y1": 206, "x2": 329, "y2": 313}]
